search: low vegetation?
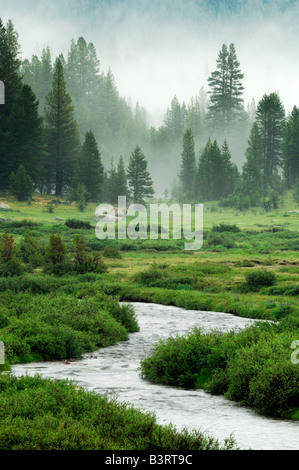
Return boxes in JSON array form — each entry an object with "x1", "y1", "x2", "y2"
[
  {"x1": 140, "y1": 320, "x2": 299, "y2": 419},
  {"x1": 0, "y1": 194, "x2": 299, "y2": 448},
  {"x1": 0, "y1": 374, "x2": 237, "y2": 450}
]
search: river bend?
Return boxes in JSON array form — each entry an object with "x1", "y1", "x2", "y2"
[{"x1": 12, "y1": 302, "x2": 299, "y2": 450}]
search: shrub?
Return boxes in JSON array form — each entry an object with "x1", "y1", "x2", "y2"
[
  {"x1": 248, "y1": 361, "x2": 299, "y2": 417},
  {"x1": 43, "y1": 234, "x2": 70, "y2": 275},
  {"x1": 245, "y1": 269, "x2": 277, "y2": 291},
  {"x1": 72, "y1": 235, "x2": 107, "y2": 274},
  {"x1": 0, "y1": 259, "x2": 24, "y2": 277},
  {"x1": 18, "y1": 230, "x2": 44, "y2": 266},
  {"x1": 9, "y1": 165, "x2": 33, "y2": 201},
  {"x1": 235, "y1": 259, "x2": 255, "y2": 268},
  {"x1": 46, "y1": 234, "x2": 67, "y2": 265},
  {"x1": 0, "y1": 233, "x2": 16, "y2": 263},
  {"x1": 0, "y1": 293, "x2": 135, "y2": 363},
  {"x1": 0, "y1": 374, "x2": 236, "y2": 450},
  {"x1": 0, "y1": 220, "x2": 38, "y2": 229},
  {"x1": 206, "y1": 232, "x2": 236, "y2": 249},
  {"x1": 135, "y1": 266, "x2": 162, "y2": 285},
  {"x1": 0, "y1": 233, "x2": 24, "y2": 277},
  {"x1": 65, "y1": 219, "x2": 92, "y2": 230},
  {"x1": 102, "y1": 246, "x2": 122, "y2": 259},
  {"x1": 46, "y1": 202, "x2": 55, "y2": 213},
  {"x1": 211, "y1": 223, "x2": 241, "y2": 233}
]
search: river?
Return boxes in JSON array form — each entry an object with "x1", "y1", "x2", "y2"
[{"x1": 11, "y1": 302, "x2": 299, "y2": 450}]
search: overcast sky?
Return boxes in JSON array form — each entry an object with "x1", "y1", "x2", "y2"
[{"x1": 1, "y1": 0, "x2": 299, "y2": 126}]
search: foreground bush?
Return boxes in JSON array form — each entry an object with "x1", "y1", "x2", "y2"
[
  {"x1": 0, "y1": 292, "x2": 138, "y2": 363},
  {"x1": 140, "y1": 322, "x2": 299, "y2": 419},
  {"x1": 0, "y1": 374, "x2": 237, "y2": 450}
]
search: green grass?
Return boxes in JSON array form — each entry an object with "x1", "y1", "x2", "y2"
[
  {"x1": 0, "y1": 289, "x2": 138, "y2": 364},
  {"x1": 0, "y1": 191, "x2": 299, "y2": 433},
  {"x1": 0, "y1": 374, "x2": 237, "y2": 450}
]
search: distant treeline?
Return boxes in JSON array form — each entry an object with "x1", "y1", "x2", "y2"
[{"x1": 0, "y1": 18, "x2": 298, "y2": 208}]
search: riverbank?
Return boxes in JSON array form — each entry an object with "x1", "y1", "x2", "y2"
[
  {"x1": 0, "y1": 197, "x2": 299, "y2": 446},
  {"x1": 0, "y1": 373, "x2": 237, "y2": 450},
  {"x1": 11, "y1": 302, "x2": 299, "y2": 450}
]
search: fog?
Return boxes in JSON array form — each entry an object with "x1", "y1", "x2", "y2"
[{"x1": 1, "y1": 0, "x2": 299, "y2": 127}]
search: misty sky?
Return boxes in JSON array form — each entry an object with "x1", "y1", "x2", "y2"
[{"x1": 1, "y1": 0, "x2": 299, "y2": 126}]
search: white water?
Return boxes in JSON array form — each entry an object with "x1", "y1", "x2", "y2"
[{"x1": 12, "y1": 302, "x2": 299, "y2": 450}]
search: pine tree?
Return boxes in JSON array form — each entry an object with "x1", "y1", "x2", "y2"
[
  {"x1": 0, "y1": 19, "x2": 22, "y2": 189},
  {"x1": 207, "y1": 43, "x2": 244, "y2": 132},
  {"x1": 227, "y1": 44, "x2": 245, "y2": 119},
  {"x1": 283, "y1": 106, "x2": 299, "y2": 188},
  {"x1": 197, "y1": 139, "x2": 224, "y2": 201},
  {"x1": 6, "y1": 20, "x2": 21, "y2": 62},
  {"x1": 7, "y1": 84, "x2": 46, "y2": 185},
  {"x1": 66, "y1": 37, "x2": 100, "y2": 102},
  {"x1": 185, "y1": 97, "x2": 201, "y2": 140},
  {"x1": 127, "y1": 146, "x2": 154, "y2": 203},
  {"x1": 220, "y1": 140, "x2": 238, "y2": 197},
  {"x1": 9, "y1": 165, "x2": 33, "y2": 201},
  {"x1": 38, "y1": 47, "x2": 53, "y2": 113},
  {"x1": 107, "y1": 158, "x2": 118, "y2": 205},
  {"x1": 163, "y1": 95, "x2": 185, "y2": 142},
  {"x1": 245, "y1": 122, "x2": 264, "y2": 169},
  {"x1": 256, "y1": 92, "x2": 285, "y2": 179},
  {"x1": 44, "y1": 58, "x2": 80, "y2": 195},
  {"x1": 133, "y1": 102, "x2": 148, "y2": 144},
  {"x1": 179, "y1": 128, "x2": 196, "y2": 200},
  {"x1": 97, "y1": 68, "x2": 120, "y2": 139},
  {"x1": 116, "y1": 155, "x2": 128, "y2": 198},
  {"x1": 240, "y1": 123, "x2": 266, "y2": 204},
  {"x1": 75, "y1": 130, "x2": 104, "y2": 202}
]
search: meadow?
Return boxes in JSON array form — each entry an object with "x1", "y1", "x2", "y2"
[{"x1": 0, "y1": 191, "x2": 299, "y2": 448}]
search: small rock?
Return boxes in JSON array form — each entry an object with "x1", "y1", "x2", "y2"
[
  {"x1": 0, "y1": 202, "x2": 10, "y2": 210},
  {"x1": 55, "y1": 217, "x2": 65, "y2": 221}
]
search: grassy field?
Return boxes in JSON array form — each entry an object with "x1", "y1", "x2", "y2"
[
  {"x1": 0, "y1": 191, "x2": 299, "y2": 443},
  {"x1": 2, "y1": 190, "x2": 299, "y2": 230}
]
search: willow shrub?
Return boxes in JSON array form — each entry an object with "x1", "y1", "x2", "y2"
[
  {"x1": 0, "y1": 292, "x2": 138, "y2": 363},
  {"x1": 225, "y1": 331, "x2": 299, "y2": 417},
  {"x1": 141, "y1": 322, "x2": 299, "y2": 419},
  {"x1": 245, "y1": 269, "x2": 277, "y2": 291},
  {"x1": 140, "y1": 322, "x2": 299, "y2": 418},
  {"x1": 0, "y1": 374, "x2": 237, "y2": 450}
]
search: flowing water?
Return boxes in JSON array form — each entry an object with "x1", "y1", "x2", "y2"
[{"x1": 12, "y1": 302, "x2": 299, "y2": 450}]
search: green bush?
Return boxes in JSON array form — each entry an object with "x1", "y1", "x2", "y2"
[
  {"x1": 135, "y1": 266, "x2": 163, "y2": 285},
  {"x1": 65, "y1": 219, "x2": 92, "y2": 230},
  {"x1": 225, "y1": 332, "x2": 299, "y2": 417},
  {"x1": 140, "y1": 318, "x2": 299, "y2": 419},
  {"x1": 0, "y1": 374, "x2": 237, "y2": 450},
  {"x1": 9, "y1": 165, "x2": 33, "y2": 201},
  {"x1": 18, "y1": 230, "x2": 45, "y2": 266},
  {"x1": 248, "y1": 362, "x2": 299, "y2": 417},
  {"x1": 72, "y1": 235, "x2": 107, "y2": 274},
  {"x1": 206, "y1": 232, "x2": 236, "y2": 249},
  {"x1": 0, "y1": 259, "x2": 24, "y2": 277},
  {"x1": 102, "y1": 246, "x2": 122, "y2": 259},
  {"x1": 235, "y1": 259, "x2": 255, "y2": 268},
  {"x1": 245, "y1": 269, "x2": 277, "y2": 291},
  {"x1": 211, "y1": 223, "x2": 241, "y2": 233},
  {"x1": 0, "y1": 292, "x2": 138, "y2": 363}
]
